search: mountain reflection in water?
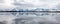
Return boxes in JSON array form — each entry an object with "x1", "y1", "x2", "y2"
[{"x1": 0, "y1": 12, "x2": 60, "y2": 24}]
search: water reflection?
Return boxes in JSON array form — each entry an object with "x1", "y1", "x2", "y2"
[
  {"x1": 0, "y1": 12, "x2": 59, "y2": 16},
  {"x1": 0, "y1": 12, "x2": 60, "y2": 24}
]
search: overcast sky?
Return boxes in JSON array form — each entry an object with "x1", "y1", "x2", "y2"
[{"x1": 0, "y1": 0, "x2": 60, "y2": 9}]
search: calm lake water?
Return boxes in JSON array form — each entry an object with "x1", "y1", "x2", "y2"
[{"x1": 0, "y1": 12, "x2": 60, "y2": 24}]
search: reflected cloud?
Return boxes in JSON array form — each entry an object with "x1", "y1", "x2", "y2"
[{"x1": 0, "y1": 12, "x2": 60, "y2": 24}]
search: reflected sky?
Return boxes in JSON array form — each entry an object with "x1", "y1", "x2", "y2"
[{"x1": 0, "y1": 12, "x2": 60, "y2": 24}]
